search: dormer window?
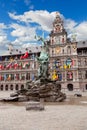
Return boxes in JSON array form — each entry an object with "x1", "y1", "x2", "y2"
[{"x1": 83, "y1": 41, "x2": 85, "y2": 44}]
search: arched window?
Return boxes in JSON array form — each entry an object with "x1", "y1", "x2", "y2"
[
  {"x1": 78, "y1": 71, "x2": 82, "y2": 79},
  {"x1": 0, "y1": 85, "x2": 3, "y2": 91},
  {"x1": 57, "y1": 71, "x2": 62, "y2": 81},
  {"x1": 11, "y1": 74, "x2": 14, "y2": 80},
  {"x1": 5, "y1": 85, "x2": 8, "y2": 91},
  {"x1": 78, "y1": 59, "x2": 81, "y2": 66},
  {"x1": 52, "y1": 48, "x2": 54, "y2": 55},
  {"x1": 15, "y1": 84, "x2": 19, "y2": 90},
  {"x1": 21, "y1": 84, "x2": 24, "y2": 90},
  {"x1": 66, "y1": 58, "x2": 72, "y2": 68},
  {"x1": 85, "y1": 84, "x2": 87, "y2": 90},
  {"x1": 15, "y1": 74, "x2": 19, "y2": 80},
  {"x1": 85, "y1": 71, "x2": 87, "y2": 79},
  {"x1": 21, "y1": 74, "x2": 25, "y2": 80},
  {"x1": 67, "y1": 84, "x2": 73, "y2": 91},
  {"x1": 53, "y1": 59, "x2": 61, "y2": 69},
  {"x1": 26, "y1": 73, "x2": 30, "y2": 80},
  {"x1": 10, "y1": 84, "x2": 13, "y2": 90}
]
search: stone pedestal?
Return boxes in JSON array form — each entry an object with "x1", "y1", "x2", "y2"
[{"x1": 26, "y1": 101, "x2": 44, "y2": 111}]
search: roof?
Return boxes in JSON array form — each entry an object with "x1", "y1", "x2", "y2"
[
  {"x1": 77, "y1": 41, "x2": 87, "y2": 48},
  {"x1": 0, "y1": 45, "x2": 42, "y2": 57}
]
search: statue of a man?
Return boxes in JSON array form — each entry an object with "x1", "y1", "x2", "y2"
[
  {"x1": 37, "y1": 50, "x2": 49, "y2": 78},
  {"x1": 35, "y1": 35, "x2": 49, "y2": 79}
]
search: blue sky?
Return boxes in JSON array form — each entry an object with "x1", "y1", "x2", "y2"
[{"x1": 0, "y1": 0, "x2": 87, "y2": 54}]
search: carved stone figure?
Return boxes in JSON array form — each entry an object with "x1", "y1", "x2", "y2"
[{"x1": 35, "y1": 35, "x2": 49, "y2": 79}]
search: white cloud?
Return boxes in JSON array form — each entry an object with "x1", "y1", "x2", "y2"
[
  {"x1": 2, "y1": 10, "x2": 87, "y2": 47},
  {"x1": 73, "y1": 22, "x2": 87, "y2": 41},
  {"x1": 0, "y1": 10, "x2": 87, "y2": 54},
  {"x1": 8, "y1": 10, "x2": 87, "y2": 43},
  {"x1": 0, "y1": 23, "x2": 9, "y2": 46},
  {"x1": 10, "y1": 23, "x2": 37, "y2": 45},
  {"x1": 8, "y1": 10, "x2": 56, "y2": 32},
  {"x1": 66, "y1": 21, "x2": 87, "y2": 41},
  {"x1": 0, "y1": 23, "x2": 7, "y2": 29},
  {"x1": 64, "y1": 19, "x2": 77, "y2": 33}
]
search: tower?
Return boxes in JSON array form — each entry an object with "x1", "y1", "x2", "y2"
[
  {"x1": 49, "y1": 12, "x2": 79, "y2": 91},
  {"x1": 50, "y1": 12, "x2": 67, "y2": 45}
]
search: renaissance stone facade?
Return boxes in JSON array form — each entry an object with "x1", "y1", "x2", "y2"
[
  {"x1": 0, "y1": 13, "x2": 87, "y2": 92},
  {"x1": 48, "y1": 13, "x2": 87, "y2": 91},
  {"x1": 48, "y1": 13, "x2": 79, "y2": 91}
]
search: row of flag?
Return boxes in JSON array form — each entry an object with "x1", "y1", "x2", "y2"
[
  {"x1": 0, "y1": 61, "x2": 30, "y2": 70},
  {"x1": 0, "y1": 73, "x2": 34, "y2": 81}
]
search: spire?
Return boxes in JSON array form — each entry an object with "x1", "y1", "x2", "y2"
[{"x1": 55, "y1": 12, "x2": 60, "y2": 18}]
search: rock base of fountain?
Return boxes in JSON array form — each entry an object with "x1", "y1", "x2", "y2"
[{"x1": 14, "y1": 78, "x2": 66, "y2": 102}]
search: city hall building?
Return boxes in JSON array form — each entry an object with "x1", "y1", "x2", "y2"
[{"x1": 0, "y1": 13, "x2": 87, "y2": 92}]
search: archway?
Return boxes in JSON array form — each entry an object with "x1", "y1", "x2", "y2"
[
  {"x1": 10, "y1": 84, "x2": 13, "y2": 90},
  {"x1": 0, "y1": 85, "x2": 3, "y2": 91},
  {"x1": 85, "y1": 84, "x2": 87, "y2": 90},
  {"x1": 21, "y1": 84, "x2": 24, "y2": 90},
  {"x1": 67, "y1": 84, "x2": 73, "y2": 91},
  {"x1": 5, "y1": 85, "x2": 8, "y2": 91},
  {"x1": 15, "y1": 84, "x2": 19, "y2": 90}
]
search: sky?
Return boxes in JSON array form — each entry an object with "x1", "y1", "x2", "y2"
[{"x1": 0, "y1": 0, "x2": 87, "y2": 54}]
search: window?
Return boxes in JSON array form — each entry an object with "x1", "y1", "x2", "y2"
[
  {"x1": 15, "y1": 74, "x2": 19, "y2": 80},
  {"x1": 85, "y1": 71, "x2": 87, "y2": 79},
  {"x1": 67, "y1": 84, "x2": 73, "y2": 91},
  {"x1": 67, "y1": 46, "x2": 71, "y2": 54},
  {"x1": 78, "y1": 71, "x2": 82, "y2": 79},
  {"x1": 53, "y1": 59, "x2": 61, "y2": 69},
  {"x1": 10, "y1": 85, "x2": 13, "y2": 90},
  {"x1": 66, "y1": 58, "x2": 72, "y2": 68},
  {"x1": 21, "y1": 84, "x2": 24, "y2": 90},
  {"x1": 84, "y1": 58, "x2": 87, "y2": 65},
  {"x1": 78, "y1": 59, "x2": 81, "y2": 66},
  {"x1": 57, "y1": 71, "x2": 62, "y2": 81},
  {"x1": 62, "y1": 49, "x2": 64, "y2": 54},
  {"x1": 34, "y1": 62, "x2": 36, "y2": 69},
  {"x1": 26, "y1": 73, "x2": 30, "y2": 80},
  {"x1": 15, "y1": 84, "x2": 19, "y2": 90},
  {"x1": 11, "y1": 74, "x2": 14, "y2": 80},
  {"x1": 0, "y1": 85, "x2": 3, "y2": 91},
  {"x1": 52, "y1": 48, "x2": 54, "y2": 55},
  {"x1": 67, "y1": 71, "x2": 73, "y2": 81},
  {"x1": 21, "y1": 74, "x2": 25, "y2": 80},
  {"x1": 5, "y1": 85, "x2": 8, "y2": 91},
  {"x1": 85, "y1": 84, "x2": 87, "y2": 90}
]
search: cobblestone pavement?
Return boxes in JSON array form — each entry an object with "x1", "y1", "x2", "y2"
[
  {"x1": 0, "y1": 91, "x2": 87, "y2": 130},
  {"x1": 0, "y1": 103, "x2": 87, "y2": 130}
]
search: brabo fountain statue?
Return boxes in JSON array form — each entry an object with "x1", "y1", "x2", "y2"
[
  {"x1": 36, "y1": 36, "x2": 49, "y2": 80},
  {"x1": 16, "y1": 35, "x2": 66, "y2": 102},
  {"x1": 3, "y1": 35, "x2": 66, "y2": 103}
]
